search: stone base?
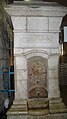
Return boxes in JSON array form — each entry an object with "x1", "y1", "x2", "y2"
[
  {"x1": 7, "y1": 113, "x2": 67, "y2": 119},
  {"x1": 7, "y1": 100, "x2": 28, "y2": 115},
  {"x1": 49, "y1": 98, "x2": 67, "y2": 113},
  {"x1": 28, "y1": 98, "x2": 48, "y2": 108},
  {"x1": 28, "y1": 98, "x2": 49, "y2": 115},
  {"x1": 7, "y1": 98, "x2": 67, "y2": 119}
]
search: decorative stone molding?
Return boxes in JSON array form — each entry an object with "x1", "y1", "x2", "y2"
[
  {"x1": 7, "y1": 100, "x2": 28, "y2": 115},
  {"x1": 5, "y1": 3, "x2": 67, "y2": 17},
  {"x1": 14, "y1": 33, "x2": 59, "y2": 48}
]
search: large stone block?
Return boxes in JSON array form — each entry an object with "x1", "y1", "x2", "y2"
[
  {"x1": 14, "y1": 33, "x2": 59, "y2": 48},
  {"x1": 7, "y1": 113, "x2": 67, "y2": 119},
  {"x1": 15, "y1": 56, "x2": 27, "y2": 69},
  {"x1": 48, "y1": 55, "x2": 59, "y2": 70},
  {"x1": 49, "y1": 98, "x2": 67, "y2": 113},
  {"x1": 49, "y1": 17, "x2": 62, "y2": 31},
  {"x1": 11, "y1": 17, "x2": 26, "y2": 30},
  {"x1": 27, "y1": 17, "x2": 48, "y2": 32},
  {"x1": 16, "y1": 69, "x2": 27, "y2": 81},
  {"x1": 49, "y1": 69, "x2": 58, "y2": 79},
  {"x1": 48, "y1": 79, "x2": 60, "y2": 98},
  {"x1": 15, "y1": 80, "x2": 27, "y2": 100}
]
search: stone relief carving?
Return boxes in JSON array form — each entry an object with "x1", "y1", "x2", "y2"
[
  {"x1": 14, "y1": 33, "x2": 59, "y2": 48},
  {"x1": 27, "y1": 56, "x2": 48, "y2": 98}
]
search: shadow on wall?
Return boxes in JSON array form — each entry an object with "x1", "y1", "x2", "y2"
[
  {"x1": 59, "y1": 55, "x2": 67, "y2": 106},
  {"x1": 59, "y1": 14, "x2": 67, "y2": 106}
]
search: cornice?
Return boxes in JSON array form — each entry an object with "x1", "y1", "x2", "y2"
[{"x1": 4, "y1": 2, "x2": 67, "y2": 17}]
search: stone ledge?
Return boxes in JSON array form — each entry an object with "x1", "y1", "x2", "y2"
[
  {"x1": 28, "y1": 98, "x2": 49, "y2": 109},
  {"x1": 7, "y1": 100, "x2": 28, "y2": 115},
  {"x1": 49, "y1": 98, "x2": 67, "y2": 113},
  {"x1": 7, "y1": 113, "x2": 67, "y2": 119},
  {"x1": 4, "y1": 2, "x2": 67, "y2": 17},
  {"x1": 28, "y1": 108, "x2": 49, "y2": 115}
]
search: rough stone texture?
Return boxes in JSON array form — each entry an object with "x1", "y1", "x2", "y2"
[
  {"x1": 15, "y1": 80, "x2": 27, "y2": 100},
  {"x1": 16, "y1": 69, "x2": 27, "y2": 81},
  {"x1": 28, "y1": 98, "x2": 48, "y2": 109},
  {"x1": 48, "y1": 55, "x2": 60, "y2": 98},
  {"x1": 11, "y1": 17, "x2": 26, "y2": 31},
  {"x1": 14, "y1": 33, "x2": 59, "y2": 48},
  {"x1": 0, "y1": 1, "x2": 10, "y2": 113},
  {"x1": 49, "y1": 17, "x2": 62, "y2": 31},
  {"x1": 7, "y1": 100, "x2": 28, "y2": 116},
  {"x1": 49, "y1": 98, "x2": 67, "y2": 113},
  {"x1": 5, "y1": 2, "x2": 67, "y2": 17},
  {"x1": 7, "y1": 113, "x2": 67, "y2": 119},
  {"x1": 27, "y1": 17, "x2": 48, "y2": 32},
  {"x1": 15, "y1": 56, "x2": 27, "y2": 70}
]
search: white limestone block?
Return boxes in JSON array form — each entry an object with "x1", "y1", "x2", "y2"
[
  {"x1": 48, "y1": 55, "x2": 59, "y2": 70},
  {"x1": 15, "y1": 56, "x2": 27, "y2": 69},
  {"x1": 49, "y1": 69, "x2": 58, "y2": 79},
  {"x1": 11, "y1": 17, "x2": 26, "y2": 30},
  {"x1": 14, "y1": 33, "x2": 59, "y2": 48},
  {"x1": 48, "y1": 79, "x2": 60, "y2": 98},
  {"x1": 16, "y1": 69, "x2": 27, "y2": 80},
  {"x1": 15, "y1": 80, "x2": 27, "y2": 100},
  {"x1": 49, "y1": 17, "x2": 62, "y2": 31},
  {"x1": 27, "y1": 17, "x2": 48, "y2": 32}
]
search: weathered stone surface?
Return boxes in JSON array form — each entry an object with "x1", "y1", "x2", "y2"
[
  {"x1": 49, "y1": 98, "x2": 67, "y2": 113},
  {"x1": 48, "y1": 54, "x2": 60, "y2": 98},
  {"x1": 0, "y1": 1, "x2": 10, "y2": 113},
  {"x1": 7, "y1": 113, "x2": 67, "y2": 119},
  {"x1": 48, "y1": 78, "x2": 60, "y2": 98},
  {"x1": 16, "y1": 69, "x2": 27, "y2": 80},
  {"x1": 28, "y1": 98, "x2": 48, "y2": 109},
  {"x1": 14, "y1": 33, "x2": 59, "y2": 48},
  {"x1": 15, "y1": 56, "x2": 27, "y2": 69},
  {"x1": 28, "y1": 109, "x2": 49, "y2": 116},
  {"x1": 5, "y1": 2, "x2": 67, "y2": 17},
  {"x1": 15, "y1": 80, "x2": 27, "y2": 100},
  {"x1": 14, "y1": 48, "x2": 50, "y2": 56},
  {"x1": 48, "y1": 54, "x2": 59, "y2": 70},
  {"x1": 27, "y1": 17, "x2": 48, "y2": 32},
  {"x1": 11, "y1": 17, "x2": 26, "y2": 31},
  {"x1": 7, "y1": 100, "x2": 28, "y2": 115},
  {"x1": 49, "y1": 17, "x2": 62, "y2": 31},
  {"x1": 49, "y1": 69, "x2": 58, "y2": 79}
]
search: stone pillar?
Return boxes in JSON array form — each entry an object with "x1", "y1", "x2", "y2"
[
  {"x1": 48, "y1": 44, "x2": 67, "y2": 113},
  {"x1": 7, "y1": 16, "x2": 28, "y2": 115},
  {"x1": 47, "y1": 12, "x2": 67, "y2": 114},
  {"x1": 15, "y1": 55, "x2": 27, "y2": 100},
  {"x1": 48, "y1": 54, "x2": 60, "y2": 99}
]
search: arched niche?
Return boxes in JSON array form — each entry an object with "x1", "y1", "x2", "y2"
[{"x1": 27, "y1": 56, "x2": 48, "y2": 99}]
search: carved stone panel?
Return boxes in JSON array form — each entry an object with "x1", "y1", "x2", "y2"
[{"x1": 27, "y1": 56, "x2": 48, "y2": 98}]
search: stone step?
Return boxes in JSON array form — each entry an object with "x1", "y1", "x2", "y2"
[{"x1": 7, "y1": 113, "x2": 67, "y2": 119}]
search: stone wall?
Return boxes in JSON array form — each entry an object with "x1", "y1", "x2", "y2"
[{"x1": 0, "y1": 0, "x2": 12, "y2": 113}]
